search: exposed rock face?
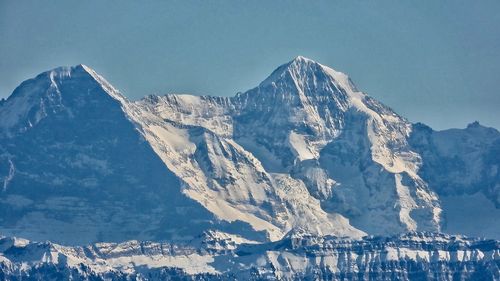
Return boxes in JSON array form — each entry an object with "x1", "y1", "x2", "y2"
[
  {"x1": 0, "y1": 233, "x2": 498, "y2": 280},
  {"x1": 0, "y1": 65, "x2": 227, "y2": 245},
  {"x1": 0, "y1": 57, "x2": 498, "y2": 247}
]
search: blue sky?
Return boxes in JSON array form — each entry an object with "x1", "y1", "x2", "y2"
[{"x1": 1, "y1": 1, "x2": 499, "y2": 129}]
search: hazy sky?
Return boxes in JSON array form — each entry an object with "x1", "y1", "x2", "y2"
[{"x1": 1, "y1": 1, "x2": 499, "y2": 130}]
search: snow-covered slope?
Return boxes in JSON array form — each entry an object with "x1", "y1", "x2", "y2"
[
  {"x1": 132, "y1": 88, "x2": 363, "y2": 241},
  {"x1": 0, "y1": 65, "x2": 246, "y2": 244},
  {"x1": 232, "y1": 56, "x2": 441, "y2": 235},
  {"x1": 1, "y1": 233, "x2": 498, "y2": 280},
  {"x1": 0, "y1": 57, "x2": 498, "y2": 249}
]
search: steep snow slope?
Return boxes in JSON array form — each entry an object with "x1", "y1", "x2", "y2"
[
  {"x1": 132, "y1": 98, "x2": 364, "y2": 241},
  {"x1": 0, "y1": 65, "x2": 236, "y2": 244},
  {"x1": 233, "y1": 57, "x2": 441, "y2": 235},
  {"x1": 233, "y1": 56, "x2": 350, "y2": 170},
  {"x1": 141, "y1": 94, "x2": 234, "y2": 137},
  {"x1": 138, "y1": 57, "x2": 444, "y2": 237}
]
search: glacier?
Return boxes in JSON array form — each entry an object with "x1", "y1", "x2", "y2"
[{"x1": 0, "y1": 56, "x2": 498, "y2": 280}]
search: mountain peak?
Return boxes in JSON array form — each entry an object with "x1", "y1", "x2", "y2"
[
  {"x1": 256, "y1": 56, "x2": 357, "y2": 100},
  {"x1": 75, "y1": 64, "x2": 127, "y2": 103},
  {"x1": 291, "y1": 55, "x2": 316, "y2": 64},
  {"x1": 40, "y1": 64, "x2": 95, "y2": 80},
  {"x1": 287, "y1": 55, "x2": 322, "y2": 70},
  {"x1": 77, "y1": 64, "x2": 99, "y2": 77},
  {"x1": 6, "y1": 64, "x2": 125, "y2": 103},
  {"x1": 0, "y1": 64, "x2": 127, "y2": 135},
  {"x1": 259, "y1": 56, "x2": 329, "y2": 88}
]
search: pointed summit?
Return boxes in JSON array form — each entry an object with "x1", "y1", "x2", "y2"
[
  {"x1": 260, "y1": 56, "x2": 322, "y2": 86},
  {"x1": 4, "y1": 64, "x2": 127, "y2": 106},
  {"x1": 291, "y1": 55, "x2": 316, "y2": 63},
  {"x1": 257, "y1": 56, "x2": 356, "y2": 96},
  {"x1": 0, "y1": 64, "x2": 127, "y2": 135},
  {"x1": 77, "y1": 64, "x2": 127, "y2": 103},
  {"x1": 233, "y1": 57, "x2": 359, "y2": 168}
]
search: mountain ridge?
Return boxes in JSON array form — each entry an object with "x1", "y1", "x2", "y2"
[
  {"x1": 1, "y1": 232, "x2": 498, "y2": 280},
  {"x1": 0, "y1": 57, "x2": 498, "y2": 247}
]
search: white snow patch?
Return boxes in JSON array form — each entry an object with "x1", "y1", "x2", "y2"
[
  {"x1": 106, "y1": 253, "x2": 218, "y2": 275},
  {"x1": 288, "y1": 131, "x2": 316, "y2": 161},
  {"x1": 394, "y1": 173, "x2": 417, "y2": 231},
  {"x1": 2, "y1": 159, "x2": 15, "y2": 192}
]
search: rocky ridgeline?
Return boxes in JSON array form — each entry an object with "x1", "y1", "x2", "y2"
[{"x1": 0, "y1": 232, "x2": 498, "y2": 280}]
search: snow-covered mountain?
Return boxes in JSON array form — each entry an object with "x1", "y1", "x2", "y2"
[
  {"x1": 0, "y1": 57, "x2": 498, "y2": 249},
  {"x1": 1, "y1": 232, "x2": 498, "y2": 280},
  {"x1": 0, "y1": 65, "x2": 229, "y2": 245}
]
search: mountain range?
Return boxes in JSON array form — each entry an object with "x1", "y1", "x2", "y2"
[{"x1": 0, "y1": 56, "x2": 498, "y2": 280}]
